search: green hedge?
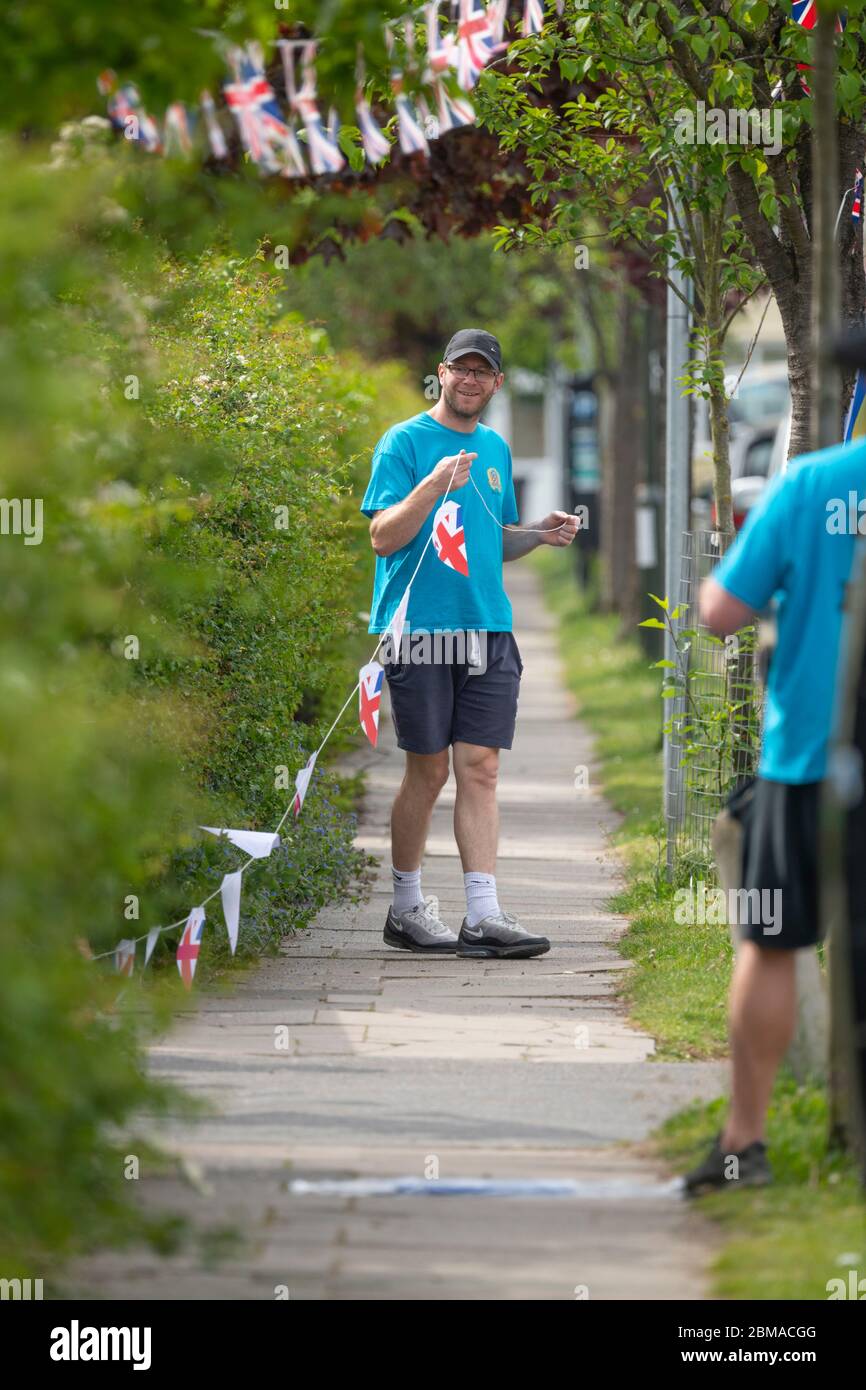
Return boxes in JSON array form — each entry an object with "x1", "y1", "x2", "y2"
[{"x1": 0, "y1": 147, "x2": 418, "y2": 1274}]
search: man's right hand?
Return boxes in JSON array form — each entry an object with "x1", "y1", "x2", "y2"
[
  {"x1": 430, "y1": 449, "x2": 476, "y2": 496},
  {"x1": 370, "y1": 449, "x2": 477, "y2": 557}
]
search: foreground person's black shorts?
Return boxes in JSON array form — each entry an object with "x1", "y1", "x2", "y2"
[
  {"x1": 382, "y1": 630, "x2": 523, "y2": 754},
  {"x1": 729, "y1": 775, "x2": 821, "y2": 949}
]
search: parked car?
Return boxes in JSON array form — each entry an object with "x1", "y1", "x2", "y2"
[{"x1": 691, "y1": 365, "x2": 790, "y2": 532}]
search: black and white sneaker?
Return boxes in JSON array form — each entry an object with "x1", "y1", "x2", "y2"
[
  {"x1": 383, "y1": 896, "x2": 459, "y2": 954},
  {"x1": 683, "y1": 1132, "x2": 772, "y2": 1197},
  {"x1": 456, "y1": 909, "x2": 550, "y2": 959}
]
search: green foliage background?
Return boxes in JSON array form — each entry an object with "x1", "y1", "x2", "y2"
[{"x1": 0, "y1": 142, "x2": 418, "y2": 1275}]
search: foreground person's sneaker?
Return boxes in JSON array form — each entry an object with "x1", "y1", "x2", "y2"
[
  {"x1": 383, "y1": 896, "x2": 459, "y2": 953},
  {"x1": 456, "y1": 909, "x2": 550, "y2": 959},
  {"x1": 683, "y1": 1132, "x2": 772, "y2": 1197}
]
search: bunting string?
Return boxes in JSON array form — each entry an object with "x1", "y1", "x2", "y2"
[
  {"x1": 91, "y1": 448, "x2": 578, "y2": 981},
  {"x1": 94, "y1": 1, "x2": 563, "y2": 176}
]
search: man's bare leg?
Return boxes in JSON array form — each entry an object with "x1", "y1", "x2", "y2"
[
  {"x1": 391, "y1": 748, "x2": 450, "y2": 871},
  {"x1": 452, "y1": 741, "x2": 499, "y2": 872},
  {"x1": 722, "y1": 942, "x2": 797, "y2": 1151}
]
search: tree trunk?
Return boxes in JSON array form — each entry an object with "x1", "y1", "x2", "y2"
[
  {"x1": 708, "y1": 370, "x2": 732, "y2": 539},
  {"x1": 811, "y1": 7, "x2": 841, "y2": 450},
  {"x1": 600, "y1": 285, "x2": 640, "y2": 627}
]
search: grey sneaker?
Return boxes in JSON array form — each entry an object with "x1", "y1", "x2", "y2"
[
  {"x1": 456, "y1": 909, "x2": 550, "y2": 959},
  {"x1": 383, "y1": 896, "x2": 459, "y2": 953},
  {"x1": 683, "y1": 1132, "x2": 772, "y2": 1197}
]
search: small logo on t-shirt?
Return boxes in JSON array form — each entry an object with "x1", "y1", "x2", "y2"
[{"x1": 487, "y1": 467, "x2": 502, "y2": 493}]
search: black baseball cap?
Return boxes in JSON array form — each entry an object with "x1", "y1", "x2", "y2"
[{"x1": 443, "y1": 328, "x2": 502, "y2": 373}]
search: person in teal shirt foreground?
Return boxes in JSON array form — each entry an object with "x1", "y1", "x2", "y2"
[{"x1": 686, "y1": 347, "x2": 866, "y2": 1195}]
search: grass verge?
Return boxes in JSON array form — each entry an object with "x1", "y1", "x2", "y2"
[
  {"x1": 533, "y1": 546, "x2": 865, "y2": 1300},
  {"x1": 532, "y1": 546, "x2": 731, "y2": 1060}
]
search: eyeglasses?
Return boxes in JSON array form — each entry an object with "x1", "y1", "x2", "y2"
[{"x1": 446, "y1": 362, "x2": 498, "y2": 383}]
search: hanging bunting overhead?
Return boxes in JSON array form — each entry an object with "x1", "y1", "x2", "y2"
[
  {"x1": 354, "y1": 43, "x2": 392, "y2": 165},
  {"x1": 522, "y1": 0, "x2": 546, "y2": 38},
  {"x1": 486, "y1": 0, "x2": 510, "y2": 52},
  {"x1": 423, "y1": 3, "x2": 475, "y2": 132},
  {"x1": 456, "y1": 0, "x2": 495, "y2": 90},
  {"x1": 280, "y1": 40, "x2": 346, "y2": 175},
  {"x1": 200, "y1": 89, "x2": 229, "y2": 160},
  {"x1": 224, "y1": 40, "x2": 307, "y2": 176},
  {"x1": 163, "y1": 101, "x2": 195, "y2": 158},
  {"x1": 385, "y1": 21, "x2": 430, "y2": 156},
  {"x1": 96, "y1": 0, "x2": 555, "y2": 181},
  {"x1": 100, "y1": 71, "x2": 162, "y2": 151}
]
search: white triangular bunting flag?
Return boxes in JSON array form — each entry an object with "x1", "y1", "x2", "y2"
[
  {"x1": 144, "y1": 927, "x2": 160, "y2": 967},
  {"x1": 387, "y1": 584, "x2": 411, "y2": 662},
  {"x1": 115, "y1": 939, "x2": 136, "y2": 977},
  {"x1": 359, "y1": 662, "x2": 385, "y2": 747},
  {"x1": 201, "y1": 827, "x2": 280, "y2": 858},
  {"x1": 292, "y1": 751, "x2": 318, "y2": 817},
  {"x1": 220, "y1": 870, "x2": 243, "y2": 955}
]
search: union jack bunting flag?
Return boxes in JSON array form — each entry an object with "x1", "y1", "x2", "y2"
[
  {"x1": 385, "y1": 23, "x2": 430, "y2": 155},
  {"x1": 355, "y1": 49, "x2": 391, "y2": 164},
  {"x1": 114, "y1": 939, "x2": 136, "y2": 977},
  {"x1": 791, "y1": 0, "x2": 845, "y2": 30},
  {"x1": 292, "y1": 750, "x2": 318, "y2": 818},
  {"x1": 435, "y1": 79, "x2": 476, "y2": 132},
  {"x1": 456, "y1": 0, "x2": 495, "y2": 90},
  {"x1": 486, "y1": 0, "x2": 510, "y2": 52},
  {"x1": 432, "y1": 498, "x2": 470, "y2": 576},
  {"x1": 106, "y1": 82, "x2": 162, "y2": 152},
  {"x1": 425, "y1": 1, "x2": 459, "y2": 73},
  {"x1": 853, "y1": 169, "x2": 863, "y2": 222},
  {"x1": 356, "y1": 96, "x2": 391, "y2": 162},
  {"x1": 359, "y1": 662, "x2": 385, "y2": 747},
  {"x1": 522, "y1": 0, "x2": 546, "y2": 37},
  {"x1": 176, "y1": 907, "x2": 205, "y2": 991},
  {"x1": 281, "y1": 41, "x2": 346, "y2": 176},
  {"x1": 200, "y1": 90, "x2": 229, "y2": 161},
  {"x1": 393, "y1": 83, "x2": 430, "y2": 153},
  {"x1": 424, "y1": 1, "x2": 475, "y2": 130},
  {"x1": 224, "y1": 41, "x2": 307, "y2": 177},
  {"x1": 163, "y1": 101, "x2": 194, "y2": 158}
]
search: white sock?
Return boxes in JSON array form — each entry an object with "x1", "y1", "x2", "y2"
[
  {"x1": 392, "y1": 866, "x2": 423, "y2": 915},
  {"x1": 464, "y1": 871, "x2": 500, "y2": 927}
]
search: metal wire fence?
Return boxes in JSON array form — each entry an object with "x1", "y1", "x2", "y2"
[{"x1": 664, "y1": 530, "x2": 763, "y2": 877}]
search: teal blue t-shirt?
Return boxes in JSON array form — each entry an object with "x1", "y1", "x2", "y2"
[
  {"x1": 360, "y1": 411, "x2": 519, "y2": 633},
  {"x1": 713, "y1": 438, "x2": 866, "y2": 784}
]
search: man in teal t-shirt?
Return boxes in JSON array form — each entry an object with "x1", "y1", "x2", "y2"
[
  {"x1": 360, "y1": 328, "x2": 580, "y2": 960},
  {"x1": 685, "y1": 414, "x2": 866, "y2": 1197}
]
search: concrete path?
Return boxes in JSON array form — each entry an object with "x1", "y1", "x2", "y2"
[{"x1": 67, "y1": 563, "x2": 725, "y2": 1301}]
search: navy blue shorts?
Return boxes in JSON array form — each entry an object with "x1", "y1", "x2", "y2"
[
  {"x1": 729, "y1": 776, "x2": 821, "y2": 949},
  {"x1": 382, "y1": 630, "x2": 523, "y2": 755}
]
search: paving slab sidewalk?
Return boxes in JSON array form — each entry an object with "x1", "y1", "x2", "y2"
[{"x1": 66, "y1": 563, "x2": 726, "y2": 1301}]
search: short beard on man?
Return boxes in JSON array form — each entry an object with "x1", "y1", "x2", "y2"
[{"x1": 442, "y1": 377, "x2": 495, "y2": 421}]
